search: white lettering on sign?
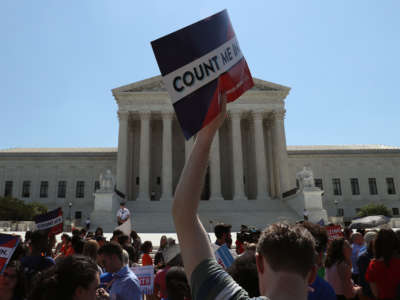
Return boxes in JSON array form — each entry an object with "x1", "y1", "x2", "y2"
[
  {"x1": 163, "y1": 36, "x2": 243, "y2": 104},
  {"x1": 0, "y1": 247, "x2": 12, "y2": 259},
  {"x1": 35, "y1": 215, "x2": 63, "y2": 230}
]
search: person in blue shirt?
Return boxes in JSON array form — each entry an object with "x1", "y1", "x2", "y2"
[
  {"x1": 97, "y1": 243, "x2": 142, "y2": 300},
  {"x1": 300, "y1": 222, "x2": 336, "y2": 300}
]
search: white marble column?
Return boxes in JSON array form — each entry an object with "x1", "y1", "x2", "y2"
[
  {"x1": 265, "y1": 119, "x2": 276, "y2": 198},
  {"x1": 209, "y1": 130, "x2": 224, "y2": 201},
  {"x1": 116, "y1": 111, "x2": 129, "y2": 197},
  {"x1": 272, "y1": 110, "x2": 290, "y2": 197},
  {"x1": 230, "y1": 110, "x2": 247, "y2": 201},
  {"x1": 137, "y1": 110, "x2": 151, "y2": 201},
  {"x1": 253, "y1": 110, "x2": 269, "y2": 200},
  {"x1": 160, "y1": 111, "x2": 174, "y2": 201},
  {"x1": 185, "y1": 137, "x2": 194, "y2": 162}
]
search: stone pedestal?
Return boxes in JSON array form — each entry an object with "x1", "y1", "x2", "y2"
[
  {"x1": 285, "y1": 187, "x2": 328, "y2": 223},
  {"x1": 91, "y1": 192, "x2": 119, "y2": 231}
]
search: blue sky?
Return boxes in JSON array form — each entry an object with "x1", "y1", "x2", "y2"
[{"x1": 1, "y1": 1, "x2": 399, "y2": 148}]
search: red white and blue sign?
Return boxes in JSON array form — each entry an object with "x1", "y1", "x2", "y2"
[
  {"x1": 151, "y1": 9, "x2": 254, "y2": 139},
  {"x1": 34, "y1": 207, "x2": 63, "y2": 235},
  {"x1": 0, "y1": 234, "x2": 20, "y2": 274}
]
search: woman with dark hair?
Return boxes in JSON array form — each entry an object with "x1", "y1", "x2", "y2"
[
  {"x1": 29, "y1": 255, "x2": 100, "y2": 300},
  {"x1": 0, "y1": 260, "x2": 26, "y2": 300},
  {"x1": 325, "y1": 238, "x2": 360, "y2": 300},
  {"x1": 165, "y1": 267, "x2": 191, "y2": 300},
  {"x1": 366, "y1": 228, "x2": 400, "y2": 300},
  {"x1": 141, "y1": 241, "x2": 153, "y2": 266},
  {"x1": 154, "y1": 235, "x2": 168, "y2": 269}
]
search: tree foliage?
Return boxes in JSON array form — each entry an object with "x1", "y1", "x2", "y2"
[
  {"x1": 357, "y1": 203, "x2": 391, "y2": 218},
  {"x1": 0, "y1": 196, "x2": 47, "y2": 221}
]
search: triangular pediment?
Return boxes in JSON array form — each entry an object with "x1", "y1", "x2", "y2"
[{"x1": 112, "y1": 75, "x2": 290, "y2": 94}]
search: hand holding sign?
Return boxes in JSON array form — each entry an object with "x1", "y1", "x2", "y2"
[{"x1": 151, "y1": 9, "x2": 253, "y2": 140}]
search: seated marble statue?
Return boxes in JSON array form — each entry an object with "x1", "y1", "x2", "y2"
[
  {"x1": 296, "y1": 166, "x2": 315, "y2": 190},
  {"x1": 99, "y1": 170, "x2": 115, "y2": 192}
]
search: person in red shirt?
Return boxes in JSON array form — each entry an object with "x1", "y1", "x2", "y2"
[
  {"x1": 141, "y1": 241, "x2": 153, "y2": 266},
  {"x1": 366, "y1": 228, "x2": 400, "y2": 300}
]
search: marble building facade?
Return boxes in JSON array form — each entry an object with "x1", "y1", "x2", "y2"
[{"x1": 0, "y1": 76, "x2": 399, "y2": 231}]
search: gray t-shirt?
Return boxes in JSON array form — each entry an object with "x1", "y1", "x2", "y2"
[{"x1": 191, "y1": 258, "x2": 269, "y2": 300}]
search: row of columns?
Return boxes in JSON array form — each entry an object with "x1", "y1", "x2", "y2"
[{"x1": 116, "y1": 109, "x2": 290, "y2": 201}]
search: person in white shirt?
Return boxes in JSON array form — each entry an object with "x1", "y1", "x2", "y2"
[{"x1": 117, "y1": 202, "x2": 130, "y2": 225}]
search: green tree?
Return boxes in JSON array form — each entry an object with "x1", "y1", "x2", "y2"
[
  {"x1": 357, "y1": 203, "x2": 391, "y2": 218},
  {"x1": 0, "y1": 196, "x2": 47, "y2": 221}
]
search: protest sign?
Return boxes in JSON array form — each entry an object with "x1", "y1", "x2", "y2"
[
  {"x1": 325, "y1": 224, "x2": 343, "y2": 241},
  {"x1": 34, "y1": 207, "x2": 63, "y2": 235},
  {"x1": 0, "y1": 234, "x2": 20, "y2": 274},
  {"x1": 114, "y1": 218, "x2": 131, "y2": 236},
  {"x1": 215, "y1": 244, "x2": 234, "y2": 269},
  {"x1": 131, "y1": 265, "x2": 154, "y2": 295},
  {"x1": 151, "y1": 9, "x2": 253, "y2": 139}
]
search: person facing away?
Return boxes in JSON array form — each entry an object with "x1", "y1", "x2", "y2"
[
  {"x1": 98, "y1": 242, "x2": 142, "y2": 300},
  {"x1": 365, "y1": 228, "x2": 400, "y2": 300},
  {"x1": 29, "y1": 255, "x2": 100, "y2": 300},
  {"x1": 299, "y1": 222, "x2": 336, "y2": 300},
  {"x1": 172, "y1": 93, "x2": 317, "y2": 300}
]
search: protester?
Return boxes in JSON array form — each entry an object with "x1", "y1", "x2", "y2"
[
  {"x1": 153, "y1": 244, "x2": 183, "y2": 300},
  {"x1": 154, "y1": 235, "x2": 168, "y2": 269},
  {"x1": 213, "y1": 223, "x2": 232, "y2": 248},
  {"x1": 300, "y1": 222, "x2": 336, "y2": 300},
  {"x1": 365, "y1": 228, "x2": 400, "y2": 300},
  {"x1": 325, "y1": 238, "x2": 361, "y2": 300},
  {"x1": 130, "y1": 230, "x2": 142, "y2": 263},
  {"x1": 98, "y1": 243, "x2": 141, "y2": 300},
  {"x1": 21, "y1": 230, "x2": 55, "y2": 287},
  {"x1": 357, "y1": 231, "x2": 377, "y2": 300},
  {"x1": 117, "y1": 234, "x2": 131, "y2": 247},
  {"x1": 140, "y1": 241, "x2": 153, "y2": 266},
  {"x1": 350, "y1": 232, "x2": 365, "y2": 284},
  {"x1": 172, "y1": 95, "x2": 317, "y2": 300},
  {"x1": 0, "y1": 260, "x2": 26, "y2": 300},
  {"x1": 29, "y1": 255, "x2": 99, "y2": 300},
  {"x1": 82, "y1": 239, "x2": 102, "y2": 274},
  {"x1": 117, "y1": 202, "x2": 130, "y2": 225},
  {"x1": 95, "y1": 227, "x2": 104, "y2": 238},
  {"x1": 110, "y1": 230, "x2": 123, "y2": 243},
  {"x1": 165, "y1": 266, "x2": 191, "y2": 300},
  {"x1": 227, "y1": 252, "x2": 260, "y2": 297}
]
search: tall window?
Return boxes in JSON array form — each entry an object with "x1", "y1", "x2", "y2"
[
  {"x1": 4, "y1": 181, "x2": 13, "y2": 197},
  {"x1": 337, "y1": 208, "x2": 344, "y2": 217},
  {"x1": 386, "y1": 178, "x2": 396, "y2": 195},
  {"x1": 392, "y1": 208, "x2": 399, "y2": 216},
  {"x1": 368, "y1": 178, "x2": 378, "y2": 195},
  {"x1": 350, "y1": 178, "x2": 360, "y2": 195},
  {"x1": 76, "y1": 181, "x2": 85, "y2": 198},
  {"x1": 40, "y1": 181, "x2": 49, "y2": 198},
  {"x1": 22, "y1": 181, "x2": 31, "y2": 198},
  {"x1": 315, "y1": 178, "x2": 323, "y2": 190},
  {"x1": 58, "y1": 181, "x2": 67, "y2": 198},
  {"x1": 332, "y1": 178, "x2": 342, "y2": 195},
  {"x1": 94, "y1": 181, "x2": 100, "y2": 192}
]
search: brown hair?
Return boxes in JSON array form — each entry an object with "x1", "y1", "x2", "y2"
[{"x1": 256, "y1": 223, "x2": 316, "y2": 278}]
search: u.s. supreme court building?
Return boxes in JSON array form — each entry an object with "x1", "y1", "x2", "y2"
[{"x1": 1, "y1": 76, "x2": 399, "y2": 232}]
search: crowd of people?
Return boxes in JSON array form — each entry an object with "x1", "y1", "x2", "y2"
[{"x1": 1, "y1": 95, "x2": 400, "y2": 300}]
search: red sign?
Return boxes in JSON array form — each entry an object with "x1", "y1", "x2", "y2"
[{"x1": 325, "y1": 225, "x2": 343, "y2": 241}]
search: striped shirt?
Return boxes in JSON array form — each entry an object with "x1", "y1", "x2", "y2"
[{"x1": 191, "y1": 258, "x2": 269, "y2": 300}]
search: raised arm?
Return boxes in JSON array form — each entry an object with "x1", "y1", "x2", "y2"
[{"x1": 172, "y1": 94, "x2": 227, "y2": 279}]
